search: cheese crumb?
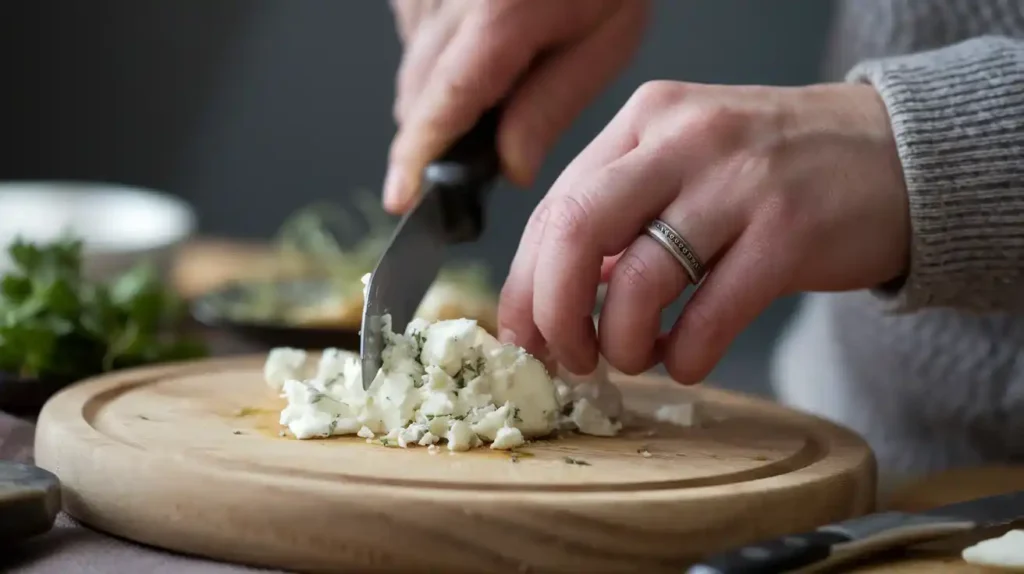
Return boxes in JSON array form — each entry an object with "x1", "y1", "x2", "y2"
[
  {"x1": 264, "y1": 348, "x2": 307, "y2": 391},
  {"x1": 962, "y1": 529, "x2": 1024, "y2": 570},
  {"x1": 491, "y1": 425, "x2": 525, "y2": 450},
  {"x1": 570, "y1": 398, "x2": 622, "y2": 437},
  {"x1": 655, "y1": 403, "x2": 696, "y2": 427}
]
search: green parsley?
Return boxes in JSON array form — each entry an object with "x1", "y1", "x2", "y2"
[{"x1": 0, "y1": 237, "x2": 207, "y2": 380}]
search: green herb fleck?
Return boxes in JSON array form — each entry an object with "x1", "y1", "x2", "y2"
[
  {"x1": 232, "y1": 430, "x2": 242, "y2": 435},
  {"x1": 563, "y1": 456, "x2": 590, "y2": 466}
]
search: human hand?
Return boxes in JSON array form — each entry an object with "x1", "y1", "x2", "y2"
[
  {"x1": 498, "y1": 81, "x2": 910, "y2": 383},
  {"x1": 384, "y1": 0, "x2": 649, "y2": 213}
]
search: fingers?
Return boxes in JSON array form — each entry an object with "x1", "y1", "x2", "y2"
[
  {"x1": 498, "y1": 100, "x2": 641, "y2": 362},
  {"x1": 599, "y1": 195, "x2": 741, "y2": 375},
  {"x1": 497, "y1": 0, "x2": 648, "y2": 187},
  {"x1": 660, "y1": 226, "x2": 789, "y2": 385},
  {"x1": 530, "y1": 142, "x2": 685, "y2": 374},
  {"x1": 393, "y1": 10, "x2": 461, "y2": 125},
  {"x1": 385, "y1": 2, "x2": 575, "y2": 213}
]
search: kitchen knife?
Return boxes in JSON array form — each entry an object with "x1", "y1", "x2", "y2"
[
  {"x1": 687, "y1": 489, "x2": 1024, "y2": 573},
  {"x1": 361, "y1": 109, "x2": 501, "y2": 390}
]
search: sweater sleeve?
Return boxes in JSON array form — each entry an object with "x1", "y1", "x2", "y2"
[{"x1": 846, "y1": 36, "x2": 1024, "y2": 314}]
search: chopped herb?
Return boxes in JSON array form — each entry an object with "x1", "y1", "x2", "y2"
[
  {"x1": 232, "y1": 430, "x2": 243, "y2": 435},
  {"x1": 138, "y1": 415, "x2": 150, "y2": 421},
  {"x1": 412, "y1": 331, "x2": 426, "y2": 352},
  {"x1": 563, "y1": 456, "x2": 590, "y2": 466},
  {"x1": 310, "y1": 392, "x2": 324, "y2": 404},
  {"x1": 379, "y1": 437, "x2": 391, "y2": 447},
  {"x1": 511, "y1": 406, "x2": 522, "y2": 423},
  {"x1": 278, "y1": 431, "x2": 287, "y2": 437},
  {"x1": 327, "y1": 419, "x2": 338, "y2": 434},
  {"x1": 510, "y1": 453, "x2": 520, "y2": 463}
]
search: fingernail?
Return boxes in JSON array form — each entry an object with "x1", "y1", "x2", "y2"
[
  {"x1": 498, "y1": 328, "x2": 517, "y2": 345},
  {"x1": 382, "y1": 167, "x2": 408, "y2": 211}
]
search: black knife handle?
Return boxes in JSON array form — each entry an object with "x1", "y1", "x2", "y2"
[
  {"x1": 687, "y1": 530, "x2": 852, "y2": 574},
  {"x1": 424, "y1": 107, "x2": 502, "y2": 244}
]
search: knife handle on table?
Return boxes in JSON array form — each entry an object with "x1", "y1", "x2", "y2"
[
  {"x1": 686, "y1": 530, "x2": 852, "y2": 574},
  {"x1": 424, "y1": 107, "x2": 502, "y2": 244},
  {"x1": 687, "y1": 511, "x2": 978, "y2": 574}
]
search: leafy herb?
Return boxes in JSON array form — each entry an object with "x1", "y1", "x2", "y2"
[
  {"x1": 0, "y1": 237, "x2": 207, "y2": 379},
  {"x1": 379, "y1": 437, "x2": 391, "y2": 447},
  {"x1": 511, "y1": 406, "x2": 522, "y2": 423},
  {"x1": 563, "y1": 456, "x2": 590, "y2": 466}
]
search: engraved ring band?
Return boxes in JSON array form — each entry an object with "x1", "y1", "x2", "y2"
[{"x1": 643, "y1": 219, "x2": 707, "y2": 285}]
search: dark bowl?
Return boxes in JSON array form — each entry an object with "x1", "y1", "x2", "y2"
[
  {"x1": 0, "y1": 372, "x2": 77, "y2": 415},
  {"x1": 190, "y1": 279, "x2": 361, "y2": 352}
]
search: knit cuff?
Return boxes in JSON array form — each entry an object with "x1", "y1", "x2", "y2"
[{"x1": 846, "y1": 36, "x2": 1024, "y2": 313}]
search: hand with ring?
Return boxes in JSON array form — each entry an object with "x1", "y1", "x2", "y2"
[{"x1": 498, "y1": 81, "x2": 912, "y2": 383}]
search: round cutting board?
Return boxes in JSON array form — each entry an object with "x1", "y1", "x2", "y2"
[{"x1": 34, "y1": 356, "x2": 875, "y2": 574}]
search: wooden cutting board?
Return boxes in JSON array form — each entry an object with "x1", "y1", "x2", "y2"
[{"x1": 34, "y1": 356, "x2": 875, "y2": 574}]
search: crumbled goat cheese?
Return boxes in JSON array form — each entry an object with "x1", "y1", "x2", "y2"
[
  {"x1": 264, "y1": 347, "x2": 308, "y2": 391},
  {"x1": 265, "y1": 315, "x2": 629, "y2": 450},
  {"x1": 570, "y1": 398, "x2": 623, "y2": 437},
  {"x1": 962, "y1": 530, "x2": 1024, "y2": 570},
  {"x1": 654, "y1": 402, "x2": 696, "y2": 427},
  {"x1": 491, "y1": 425, "x2": 525, "y2": 450}
]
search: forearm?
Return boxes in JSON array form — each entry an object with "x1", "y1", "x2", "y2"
[{"x1": 848, "y1": 36, "x2": 1024, "y2": 313}]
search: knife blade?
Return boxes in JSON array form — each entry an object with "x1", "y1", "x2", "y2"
[
  {"x1": 687, "y1": 489, "x2": 1024, "y2": 574},
  {"x1": 361, "y1": 109, "x2": 502, "y2": 390}
]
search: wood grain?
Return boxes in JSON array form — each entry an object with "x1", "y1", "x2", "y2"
[{"x1": 34, "y1": 355, "x2": 875, "y2": 574}]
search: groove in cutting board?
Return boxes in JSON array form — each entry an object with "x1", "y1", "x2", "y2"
[{"x1": 35, "y1": 356, "x2": 875, "y2": 574}]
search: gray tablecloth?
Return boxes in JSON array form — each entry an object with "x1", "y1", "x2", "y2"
[{"x1": 1, "y1": 412, "x2": 287, "y2": 574}]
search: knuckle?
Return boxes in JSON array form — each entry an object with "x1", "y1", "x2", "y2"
[
  {"x1": 546, "y1": 195, "x2": 592, "y2": 244},
  {"x1": 685, "y1": 103, "x2": 745, "y2": 142},
  {"x1": 630, "y1": 80, "x2": 682, "y2": 111},
  {"x1": 523, "y1": 204, "x2": 551, "y2": 241},
  {"x1": 614, "y1": 252, "x2": 653, "y2": 291}
]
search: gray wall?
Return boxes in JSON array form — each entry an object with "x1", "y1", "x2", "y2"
[{"x1": 6, "y1": 0, "x2": 836, "y2": 395}]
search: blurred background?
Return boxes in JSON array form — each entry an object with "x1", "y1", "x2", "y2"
[{"x1": 1, "y1": 0, "x2": 836, "y2": 396}]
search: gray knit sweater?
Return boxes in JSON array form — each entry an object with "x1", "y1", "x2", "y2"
[{"x1": 771, "y1": 0, "x2": 1024, "y2": 495}]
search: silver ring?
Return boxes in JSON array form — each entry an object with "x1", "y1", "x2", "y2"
[{"x1": 643, "y1": 219, "x2": 707, "y2": 284}]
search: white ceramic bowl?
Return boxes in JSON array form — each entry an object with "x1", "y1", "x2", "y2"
[{"x1": 0, "y1": 181, "x2": 197, "y2": 281}]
